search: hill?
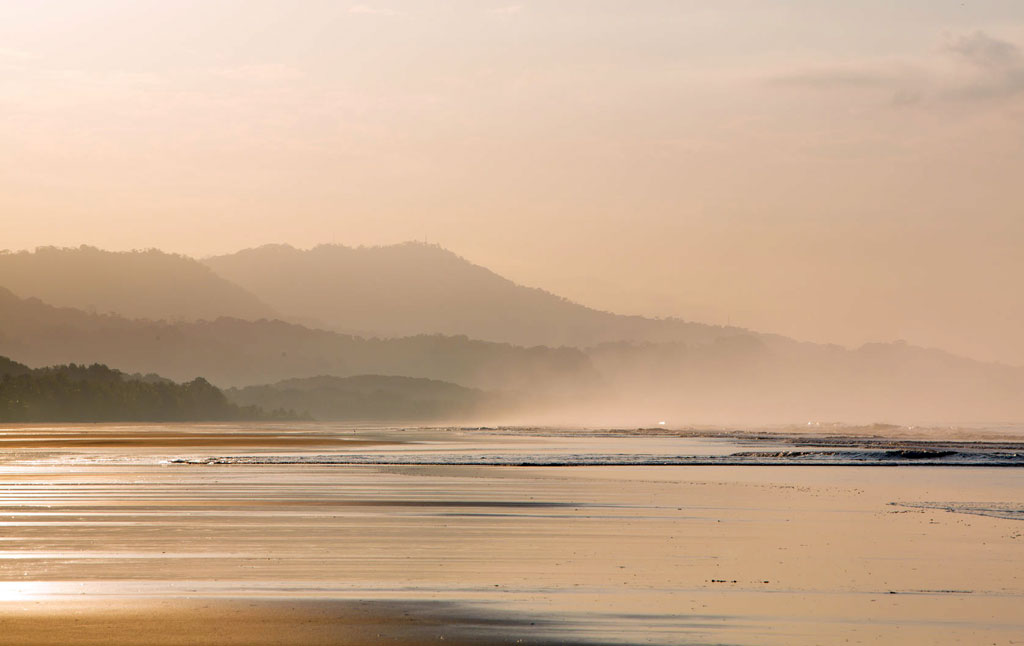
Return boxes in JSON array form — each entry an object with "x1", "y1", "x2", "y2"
[
  {"x1": 0, "y1": 246, "x2": 277, "y2": 322},
  {"x1": 0, "y1": 358, "x2": 291, "y2": 422},
  {"x1": 0, "y1": 287, "x2": 597, "y2": 392},
  {"x1": 0, "y1": 356, "x2": 31, "y2": 378},
  {"x1": 2, "y1": 287, "x2": 1022, "y2": 425},
  {"x1": 204, "y1": 243, "x2": 745, "y2": 347},
  {"x1": 227, "y1": 375, "x2": 510, "y2": 422}
]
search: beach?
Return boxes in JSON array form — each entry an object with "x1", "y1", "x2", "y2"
[{"x1": 1, "y1": 424, "x2": 1022, "y2": 644}]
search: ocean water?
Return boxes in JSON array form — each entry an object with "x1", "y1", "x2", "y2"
[{"x1": 4, "y1": 422, "x2": 1023, "y2": 468}]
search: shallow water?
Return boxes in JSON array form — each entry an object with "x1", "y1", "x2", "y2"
[
  {"x1": 1, "y1": 424, "x2": 1022, "y2": 645},
  {"x1": 5, "y1": 422, "x2": 1024, "y2": 467}
]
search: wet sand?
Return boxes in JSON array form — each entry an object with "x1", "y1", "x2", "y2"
[
  {"x1": 0, "y1": 598, "x2": 591, "y2": 646},
  {"x1": 0, "y1": 424, "x2": 1022, "y2": 644},
  {"x1": 0, "y1": 424, "x2": 403, "y2": 449}
]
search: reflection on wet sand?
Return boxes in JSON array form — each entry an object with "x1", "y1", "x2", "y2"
[
  {"x1": 0, "y1": 597, "x2": 598, "y2": 646},
  {"x1": 0, "y1": 424, "x2": 1022, "y2": 645},
  {"x1": 0, "y1": 424, "x2": 403, "y2": 449}
]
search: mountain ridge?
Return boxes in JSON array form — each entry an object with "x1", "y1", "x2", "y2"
[
  {"x1": 203, "y1": 242, "x2": 753, "y2": 348},
  {"x1": 0, "y1": 286, "x2": 596, "y2": 393},
  {"x1": 2, "y1": 286, "x2": 1022, "y2": 423},
  {"x1": 0, "y1": 246, "x2": 278, "y2": 322}
]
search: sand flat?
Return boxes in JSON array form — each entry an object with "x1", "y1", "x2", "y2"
[{"x1": 0, "y1": 425, "x2": 1022, "y2": 644}]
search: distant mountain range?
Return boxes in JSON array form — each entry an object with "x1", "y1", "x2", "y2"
[
  {"x1": 204, "y1": 242, "x2": 746, "y2": 347},
  {"x1": 0, "y1": 243, "x2": 748, "y2": 348},
  {"x1": 0, "y1": 246, "x2": 277, "y2": 322},
  {"x1": 0, "y1": 287, "x2": 594, "y2": 393},
  {"x1": 1, "y1": 243, "x2": 1022, "y2": 424}
]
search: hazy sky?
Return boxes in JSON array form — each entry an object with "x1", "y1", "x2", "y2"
[{"x1": 2, "y1": 1, "x2": 1023, "y2": 364}]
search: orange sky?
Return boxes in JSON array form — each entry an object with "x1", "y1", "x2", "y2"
[{"x1": 2, "y1": 1, "x2": 1023, "y2": 364}]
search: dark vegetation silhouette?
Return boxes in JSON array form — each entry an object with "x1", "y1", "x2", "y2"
[
  {"x1": 227, "y1": 375, "x2": 510, "y2": 422},
  {"x1": 0, "y1": 356, "x2": 298, "y2": 422}
]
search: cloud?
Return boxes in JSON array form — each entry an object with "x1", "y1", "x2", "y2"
[
  {"x1": 944, "y1": 31, "x2": 1021, "y2": 71},
  {"x1": 942, "y1": 31, "x2": 1024, "y2": 101},
  {"x1": 771, "y1": 31, "x2": 1024, "y2": 107},
  {"x1": 769, "y1": 63, "x2": 927, "y2": 107},
  {"x1": 771, "y1": 67, "x2": 913, "y2": 90}
]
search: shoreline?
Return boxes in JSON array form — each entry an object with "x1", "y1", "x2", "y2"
[{"x1": 1, "y1": 425, "x2": 1022, "y2": 644}]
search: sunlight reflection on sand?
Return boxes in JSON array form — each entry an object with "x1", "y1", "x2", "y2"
[{"x1": 0, "y1": 424, "x2": 1022, "y2": 645}]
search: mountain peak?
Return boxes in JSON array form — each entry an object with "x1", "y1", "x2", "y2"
[
  {"x1": 0, "y1": 246, "x2": 277, "y2": 322},
  {"x1": 204, "y1": 241, "x2": 742, "y2": 347}
]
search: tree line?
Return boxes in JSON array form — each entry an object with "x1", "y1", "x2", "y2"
[{"x1": 0, "y1": 357, "x2": 300, "y2": 422}]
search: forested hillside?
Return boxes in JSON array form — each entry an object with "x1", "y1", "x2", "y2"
[
  {"x1": 227, "y1": 375, "x2": 509, "y2": 422},
  {"x1": 0, "y1": 358, "x2": 295, "y2": 422},
  {"x1": 0, "y1": 287, "x2": 597, "y2": 392}
]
